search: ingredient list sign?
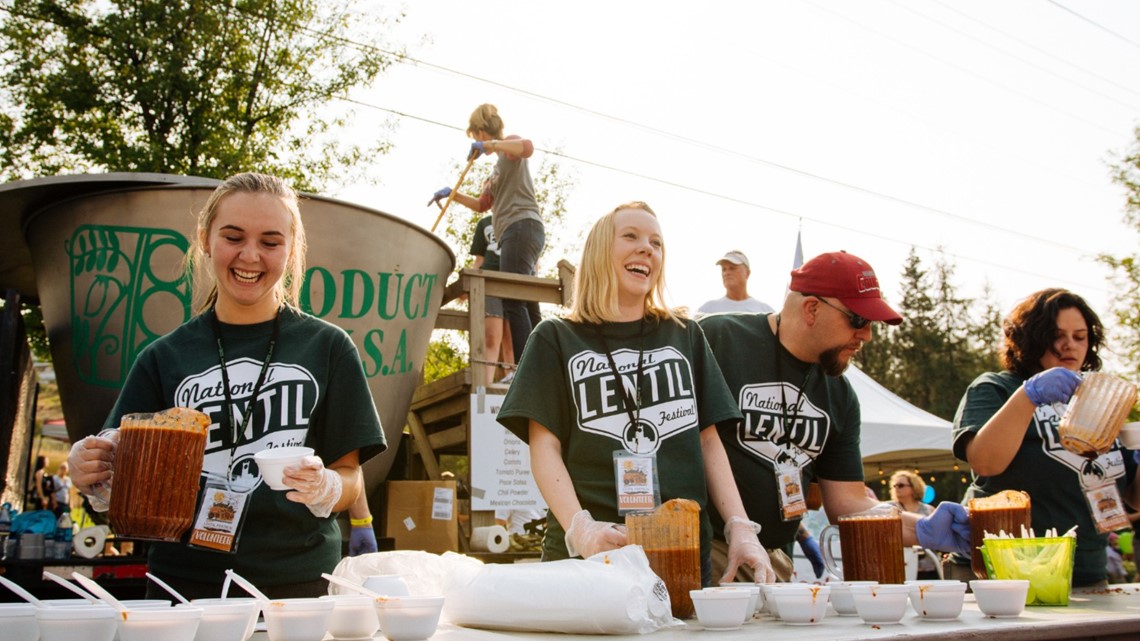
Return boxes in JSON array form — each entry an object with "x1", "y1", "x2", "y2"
[{"x1": 470, "y1": 394, "x2": 547, "y2": 512}]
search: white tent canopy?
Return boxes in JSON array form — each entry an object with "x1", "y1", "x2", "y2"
[{"x1": 845, "y1": 365, "x2": 964, "y2": 476}]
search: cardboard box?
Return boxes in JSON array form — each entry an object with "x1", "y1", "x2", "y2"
[{"x1": 384, "y1": 480, "x2": 459, "y2": 554}]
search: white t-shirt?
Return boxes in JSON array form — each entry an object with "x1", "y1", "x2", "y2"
[{"x1": 696, "y1": 296, "x2": 775, "y2": 315}]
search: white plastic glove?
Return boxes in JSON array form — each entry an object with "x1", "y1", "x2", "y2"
[
  {"x1": 282, "y1": 455, "x2": 343, "y2": 518},
  {"x1": 68, "y1": 431, "x2": 119, "y2": 512},
  {"x1": 722, "y1": 516, "x2": 776, "y2": 584},
  {"x1": 563, "y1": 509, "x2": 627, "y2": 558}
]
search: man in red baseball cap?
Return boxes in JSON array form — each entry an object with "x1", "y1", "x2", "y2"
[
  {"x1": 699, "y1": 250, "x2": 969, "y2": 582},
  {"x1": 789, "y1": 251, "x2": 903, "y2": 326}
]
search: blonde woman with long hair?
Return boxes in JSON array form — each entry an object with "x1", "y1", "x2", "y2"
[
  {"x1": 888, "y1": 470, "x2": 932, "y2": 516},
  {"x1": 68, "y1": 173, "x2": 385, "y2": 599},
  {"x1": 497, "y1": 201, "x2": 776, "y2": 584}
]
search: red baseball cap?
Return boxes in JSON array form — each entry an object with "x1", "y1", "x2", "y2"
[{"x1": 789, "y1": 251, "x2": 903, "y2": 325}]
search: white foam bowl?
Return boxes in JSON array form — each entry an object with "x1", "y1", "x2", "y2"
[
  {"x1": 1120, "y1": 422, "x2": 1140, "y2": 448},
  {"x1": 375, "y1": 596, "x2": 445, "y2": 641},
  {"x1": 689, "y1": 589, "x2": 751, "y2": 630},
  {"x1": 320, "y1": 594, "x2": 379, "y2": 640},
  {"x1": 713, "y1": 584, "x2": 761, "y2": 620},
  {"x1": 188, "y1": 598, "x2": 261, "y2": 641},
  {"x1": 769, "y1": 584, "x2": 830, "y2": 625},
  {"x1": 263, "y1": 598, "x2": 335, "y2": 641},
  {"x1": 0, "y1": 603, "x2": 38, "y2": 641},
  {"x1": 40, "y1": 598, "x2": 173, "y2": 641},
  {"x1": 36, "y1": 604, "x2": 118, "y2": 641},
  {"x1": 119, "y1": 606, "x2": 202, "y2": 641},
  {"x1": 907, "y1": 581, "x2": 967, "y2": 620},
  {"x1": 970, "y1": 580, "x2": 1029, "y2": 618},
  {"x1": 828, "y1": 581, "x2": 878, "y2": 616},
  {"x1": 254, "y1": 446, "x2": 314, "y2": 490},
  {"x1": 850, "y1": 584, "x2": 910, "y2": 625}
]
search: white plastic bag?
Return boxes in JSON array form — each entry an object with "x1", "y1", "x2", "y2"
[
  {"x1": 330, "y1": 550, "x2": 479, "y2": 599},
  {"x1": 442, "y1": 545, "x2": 680, "y2": 634}
]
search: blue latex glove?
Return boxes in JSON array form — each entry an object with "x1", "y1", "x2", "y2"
[
  {"x1": 798, "y1": 534, "x2": 826, "y2": 578},
  {"x1": 349, "y1": 525, "x2": 378, "y2": 556},
  {"x1": 1023, "y1": 367, "x2": 1082, "y2": 406},
  {"x1": 915, "y1": 502, "x2": 971, "y2": 555},
  {"x1": 468, "y1": 141, "x2": 486, "y2": 160},
  {"x1": 427, "y1": 186, "x2": 451, "y2": 207}
]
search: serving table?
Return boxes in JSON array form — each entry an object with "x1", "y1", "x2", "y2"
[{"x1": 248, "y1": 584, "x2": 1140, "y2": 641}]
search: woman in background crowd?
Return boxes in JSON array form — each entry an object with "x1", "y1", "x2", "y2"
[{"x1": 888, "y1": 470, "x2": 938, "y2": 579}]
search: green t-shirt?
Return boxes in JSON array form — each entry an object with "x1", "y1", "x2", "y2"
[
  {"x1": 104, "y1": 307, "x2": 386, "y2": 587},
  {"x1": 497, "y1": 315, "x2": 742, "y2": 567},
  {"x1": 469, "y1": 215, "x2": 500, "y2": 271},
  {"x1": 698, "y1": 313, "x2": 864, "y2": 550},
  {"x1": 952, "y1": 370, "x2": 1137, "y2": 586}
]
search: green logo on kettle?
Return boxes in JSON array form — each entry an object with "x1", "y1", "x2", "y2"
[{"x1": 67, "y1": 224, "x2": 193, "y2": 388}]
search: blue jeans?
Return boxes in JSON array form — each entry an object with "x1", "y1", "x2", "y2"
[{"x1": 498, "y1": 218, "x2": 545, "y2": 358}]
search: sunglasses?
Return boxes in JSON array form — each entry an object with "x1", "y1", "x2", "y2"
[
  {"x1": 892, "y1": 483, "x2": 911, "y2": 488},
  {"x1": 805, "y1": 294, "x2": 871, "y2": 330}
]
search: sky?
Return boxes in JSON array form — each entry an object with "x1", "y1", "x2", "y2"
[{"x1": 332, "y1": 0, "x2": 1140, "y2": 344}]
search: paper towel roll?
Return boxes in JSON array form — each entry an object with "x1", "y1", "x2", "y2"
[
  {"x1": 74, "y1": 525, "x2": 109, "y2": 559},
  {"x1": 470, "y1": 525, "x2": 509, "y2": 553}
]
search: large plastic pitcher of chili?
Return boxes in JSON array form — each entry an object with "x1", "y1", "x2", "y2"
[
  {"x1": 109, "y1": 407, "x2": 209, "y2": 541},
  {"x1": 1058, "y1": 372, "x2": 1137, "y2": 458},
  {"x1": 820, "y1": 503, "x2": 906, "y2": 584},
  {"x1": 968, "y1": 489, "x2": 1032, "y2": 580},
  {"x1": 626, "y1": 498, "x2": 700, "y2": 619}
]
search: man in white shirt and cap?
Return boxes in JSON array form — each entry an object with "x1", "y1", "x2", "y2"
[{"x1": 697, "y1": 250, "x2": 775, "y2": 315}]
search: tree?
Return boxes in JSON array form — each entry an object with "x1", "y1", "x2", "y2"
[
  {"x1": 855, "y1": 248, "x2": 1000, "y2": 420},
  {"x1": 0, "y1": 0, "x2": 404, "y2": 190},
  {"x1": 1101, "y1": 127, "x2": 1140, "y2": 381}
]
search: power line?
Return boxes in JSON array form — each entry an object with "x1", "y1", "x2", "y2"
[
  {"x1": 340, "y1": 96, "x2": 1110, "y2": 297},
  {"x1": 803, "y1": 0, "x2": 1125, "y2": 138},
  {"x1": 929, "y1": 0, "x2": 1140, "y2": 103},
  {"x1": 2, "y1": 1, "x2": 1121, "y2": 273},
  {"x1": 889, "y1": 0, "x2": 1140, "y2": 112},
  {"x1": 1045, "y1": 0, "x2": 1140, "y2": 52},
  {"x1": 732, "y1": 37, "x2": 1110, "y2": 195},
  {"x1": 378, "y1": 64, "x2": 1103, "y2": 258},
  {"x1": 175, "y1": 1, "x2": 1109, "y2": 259},
  {"x1": 205, "y1": 0, "x2": 1117, "y2": 260}
]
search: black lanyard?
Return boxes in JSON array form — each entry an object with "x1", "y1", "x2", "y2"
[
  {"x1": 773, "y1": 314, "x2": 813, "y2": 448},
  {"x1": 593, "y1": 318, "x2": 646, "y2": 428},
  {"x1": 210, "y1": 308, "x2": 281, "y2": 448}
]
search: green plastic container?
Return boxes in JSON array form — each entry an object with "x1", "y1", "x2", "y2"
[{"x1": 982, "y1": 536, "x2": 1076, "y2": 606}]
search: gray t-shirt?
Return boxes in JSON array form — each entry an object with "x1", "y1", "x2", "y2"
[
  {"x1": 697, "y1": 297, "x2": 775, "y2": 315},
  {"x1": 488, "y1": 136, "x2": 541, "y2": 241}
]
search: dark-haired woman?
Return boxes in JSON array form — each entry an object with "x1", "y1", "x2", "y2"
[{"x1": 949, "y1": 288, "x2": 1139, "y2": 587}]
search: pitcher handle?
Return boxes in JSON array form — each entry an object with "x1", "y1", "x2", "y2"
[{"x1": 819, "y1": 524, "x2": 843, "y2": 581}]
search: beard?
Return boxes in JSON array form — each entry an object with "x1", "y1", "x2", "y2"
[{"x1": 820, "y1": 344, "x2": 854, "y2": 377}]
